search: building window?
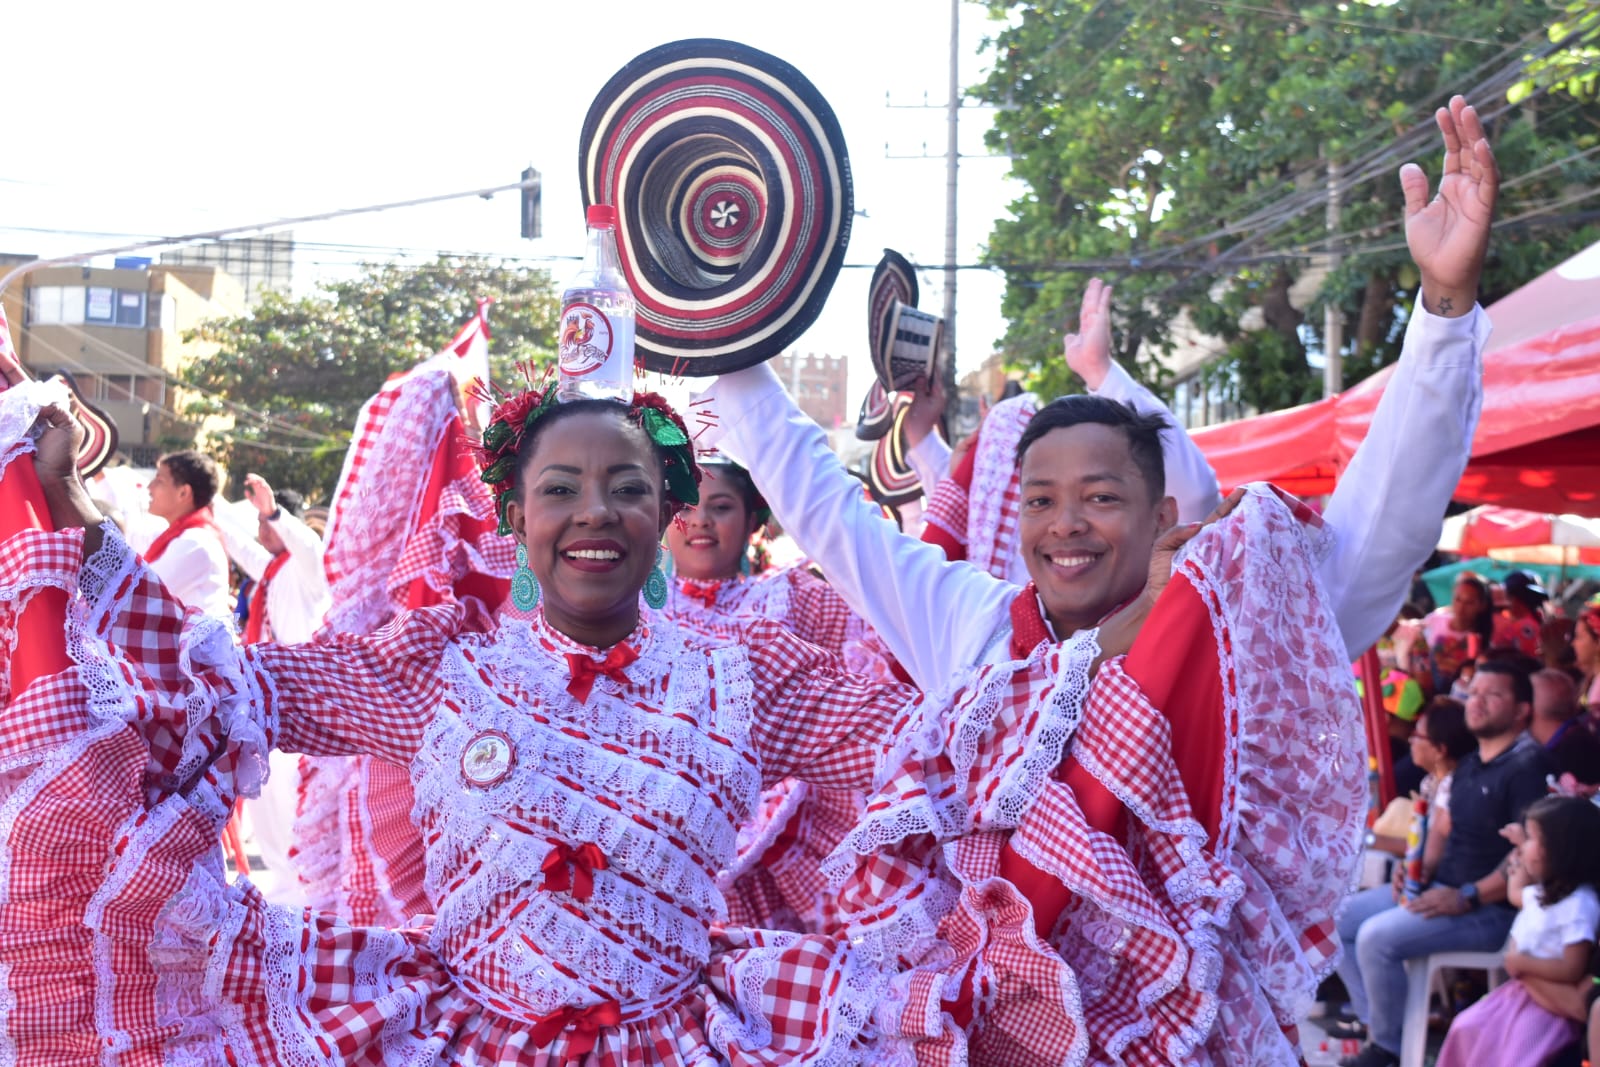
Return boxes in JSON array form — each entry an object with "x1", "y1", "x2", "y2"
[
  {"x1": 86, "y1": 286, "x2": 116, "y2": 323},
  {"x1": 115, "y1": 291, "x2": 146, "y2": 327},
  {"x1": 28, "y1": 286, "x2": 87, "y2": 326}
]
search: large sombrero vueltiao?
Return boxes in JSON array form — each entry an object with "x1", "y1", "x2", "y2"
[{"x1": 579, "y1": 39, "x2": 853, "y2": 376}]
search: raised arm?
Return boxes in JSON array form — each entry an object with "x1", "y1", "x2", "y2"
[
  {"x1": 1321, "y1": 96, "x2": 1496, "y2": 657},
  {"x1": 1066, "y1": 278, "x2": 1222, "y2": 524},
  {"x1": 703, "y1": 367, "x2": 1014, "y2": 691}
]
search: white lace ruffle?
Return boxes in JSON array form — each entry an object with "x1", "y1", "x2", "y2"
[{"x1": 0, "y1": 377, "x2": 69, "y2": 486}]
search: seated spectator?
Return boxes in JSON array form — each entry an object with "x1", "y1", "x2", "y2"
[
  {"x1": 1434, "y1": 796, "x2": 1600, "y2": 1067},
  {"x1": 1493, "y1": 571, "x2": 1549, "y2": 659},
  {"x1": 1402, "y1": 698, "x2": 1476, "y2": 887},
  {"x1": 1336, "y1": 659, "x2": 1555, "y2": 1067},
  {"x1": 1533, "y1": 669, "x2": 1600, "y2": 786}
]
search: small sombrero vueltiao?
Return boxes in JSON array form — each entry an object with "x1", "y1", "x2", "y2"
[
  {"x1": 57, "y1": 372, "x2": 118, "y2": 477},
  {"x1": 868, "y1": 248, "x2": 941, "y2": 392},
  {"x1": 579, "y1": 39, "x2": 853, "y2": 376},
  {"x1": 857, "y1": 248, "x2": 916, "y2": 441},
  {"x1": 864, "y1": 394, "x2": 922, "y2": 508}
]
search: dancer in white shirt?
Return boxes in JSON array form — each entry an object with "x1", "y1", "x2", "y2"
[{"x1": 139, "y1": 449, "x2": 233, "y2": 622}]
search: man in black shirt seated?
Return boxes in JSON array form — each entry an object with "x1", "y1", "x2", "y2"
[{"x1": 1334, "y1": 659, "x2": 1554, "y2": 1067}]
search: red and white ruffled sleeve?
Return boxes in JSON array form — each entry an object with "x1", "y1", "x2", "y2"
[{"x1": 742, "y1": 619, "x2": 923, "y2": 791}]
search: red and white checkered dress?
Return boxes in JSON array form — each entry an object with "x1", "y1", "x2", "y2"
[
  {"x1": 661, "y1": 568, "x2": 881, "y2": 935},
  {"x1": 292, "y1": 360, "x2": 518, "y2": 927},
  {"x1": 0, "y1": 515, "x2": 939, "y2": 1066}
]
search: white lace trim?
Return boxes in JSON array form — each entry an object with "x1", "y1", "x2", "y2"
[
  {"x1": 0, "y1": 378, "x2": 68, "y2": 485},
  {"x1": 965, "y1": 394, "x2": 1035, "y2": 580},
  {"x1": 410, "y1": 616, "x2": 766, "y2": 1011},
  {"x1": 822, "y1": 628, "x2": 1099, "y2": 885}
]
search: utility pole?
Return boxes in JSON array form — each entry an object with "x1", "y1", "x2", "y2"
[
  {"x1": 1323, "y1": 159, "x2": 1343, "y2": 397},
  {"x1": 941, "y1": 0, "x2": 960, "y2": 435}
]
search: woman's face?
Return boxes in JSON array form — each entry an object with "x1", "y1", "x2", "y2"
[
  {"x1": 1451, "y1": 581, "x2": 1486, "y2": 630},
  {"x1": 1574, "y1": 619, "x2": 1599, "y2": 671},
  {"x1": 666, "y1": 474, "x2": 757, "y2": 582},
  {"x1": 504, "y1": 410, "x2": 666, "y2": 647},
  {"x1": 1408, "y1": 713, "x2": 1444, "y2": 774}
]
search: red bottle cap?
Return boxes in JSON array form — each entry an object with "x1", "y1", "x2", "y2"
[{"x1": 586, "y1": 204, "x2": 617, "y2": 227}]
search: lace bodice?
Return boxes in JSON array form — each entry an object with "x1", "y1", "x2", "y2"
[{"x1": 409, "y1": 613, "x2": 762, "y2": 1020}]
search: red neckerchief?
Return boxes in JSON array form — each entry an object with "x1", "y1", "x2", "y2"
[
  {"x1": 1008, "y1": 582, "x2": 1144, "y2": 659},
  {"x1": 243, "y1": 551, "x2": 292, "y2": 645},
  {"x1": 677, "y1": 578, "x2": 724, "y2": 610},
  {"x1": 564, "y1": 643, "x2": 639, "y2": 704},
  {"x1": 143, "y1": 505, "x2": 219, "y2": 563},
  {"x1": 541, "y1": 841, "x2": 608, "y2": 901}
]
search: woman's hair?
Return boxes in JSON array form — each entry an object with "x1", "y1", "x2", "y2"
[
  {"x1": 1454, "y1": 574, "x2": 1495, "y2": 645},
  {"x1": 698, "y1": 461, "x2": 770, "y2": 526},
  {"x1": 1418, "y1": 697, "x2": 1474, "y2": 762},
  {"x1": 1524, "y1": 795, "x2": 1600, "y2": 907}
]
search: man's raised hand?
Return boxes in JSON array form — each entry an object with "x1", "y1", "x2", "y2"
[
  {"x1": 1402, "y1": 95, "x2": 1497, "y2": 318},
  {"x1": 1063, "y1": 278, "x2": 1114, "y2": 390}
]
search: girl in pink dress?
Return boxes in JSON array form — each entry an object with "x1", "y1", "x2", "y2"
[{"x1": 1436, "y1": 796, "x2": 1600, "y2": 1067}]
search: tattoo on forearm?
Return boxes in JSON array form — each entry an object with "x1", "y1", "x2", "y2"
[{"x1": 1428, "y1": 295, "x2": 1455, "y2": 316}]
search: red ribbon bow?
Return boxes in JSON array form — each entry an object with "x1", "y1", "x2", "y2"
[
  {"x1": 541, "y1": 841, "x2": 608, "y2": 901},
  {"x1": 528, "y1": 999, "x2": 622, "y2": 1057},
  {"x1": 678, "y1": 580, "x2": 721, "y2": 610},
  {"x1": 564, "y1": 643, "x2": 639, "y2": 704}
]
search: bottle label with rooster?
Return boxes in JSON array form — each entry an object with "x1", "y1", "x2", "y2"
[{"x1": 558, "y1": 302, "x2": 614, "y2": 377}]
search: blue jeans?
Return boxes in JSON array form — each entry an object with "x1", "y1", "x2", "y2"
[{"x1": 1333, "y1": 885, "x2": 1514, "y2": 1054}]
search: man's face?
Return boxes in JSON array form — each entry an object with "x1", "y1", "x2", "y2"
[
  {"x1": 1017, "y1": 423, "x2": 1176, "y2": 637},
  {"x1": 146, "y1": 463, "x2": 191, "y2": 522},
  {"x1": 1465, "y1": 669, "x2": 1528, "y2": 740}
]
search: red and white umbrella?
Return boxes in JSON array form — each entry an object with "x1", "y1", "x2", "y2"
[{"x1": 1438, "y1": 505, "x2": 1600, "y2": 564}]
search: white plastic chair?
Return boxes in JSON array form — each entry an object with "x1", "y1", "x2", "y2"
[{"x1": 1398, "y1": 949, "x2": 1508, "y2": 1067}]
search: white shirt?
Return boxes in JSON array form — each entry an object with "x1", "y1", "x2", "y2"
[
  {"x1": 142, "y1": 525, "x2": 234, "y2": 625},
  {"x1": 1511, "y1": 884, "x2": 1600, "y2": 960},
  {"x1": 704, "y1": 303, "x2": 1489, "y2": 693},
  {"x1": 218, "y1": 510, "x2": 332, "y2": 645}
]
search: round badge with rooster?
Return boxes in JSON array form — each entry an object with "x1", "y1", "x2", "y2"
[
  {"x1": 460, "y1": 730, "x2": 515, "y2": 788},
  {"x1": 558, "y1": 303, "x2": 613, "y2": 377}
]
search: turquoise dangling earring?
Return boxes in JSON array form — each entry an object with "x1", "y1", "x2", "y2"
[
  {"x1": 511, "y1": 544, "x2": 540, "y2": 611},
  {"x1": 643, "y1": 545, "x2": 669, "y2": 610}
]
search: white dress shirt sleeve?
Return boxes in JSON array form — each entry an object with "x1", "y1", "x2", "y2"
[
  {"x1": 1320, "y1": 303, "x2": 1490, "y2": 658},
  {"x1": 906, "y1": 432, "x2": 953, "y2": 496},
  {"x1": 704, "y1": 364, "x2": 1015, "y2": 691},
  {"x1": 1091, "y1": 360, "x2": 1222, "y2": 524},
  {"x1": 218, "y1": 514, "x2": 274, "y2": 583}
]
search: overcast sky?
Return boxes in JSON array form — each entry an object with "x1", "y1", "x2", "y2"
[{"x1": 1, "y1": 0, "x2": 1037, "y2": 407}]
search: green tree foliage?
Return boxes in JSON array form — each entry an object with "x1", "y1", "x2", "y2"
[
  {"x1": 977, "y1": 1, "x2": 1600, "y2": 413},
  {"x1": 182, "y1": 257, "x2": 560, "y2": 503}
]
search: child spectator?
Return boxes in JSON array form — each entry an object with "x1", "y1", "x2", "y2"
[{"x1": 1434, "y1": 796, "x2": 1600, "y2": 1067}]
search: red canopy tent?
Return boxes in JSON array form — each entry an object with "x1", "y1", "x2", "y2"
[{"x1": 1192, "y1": 239, "x2": 1600, "y2": 517}]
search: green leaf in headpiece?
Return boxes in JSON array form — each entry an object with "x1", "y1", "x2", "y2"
[
  {"x1": 663, "y1": 453, "x2": 699, "y2": 507},
  {"x1": 495, "y1": 492, "x2": 514, "y2": 536},
  {"x1": 482, "y1": 419, "x2": 513, "y2": 452},
  {"x1": 481, "y1": 455, "x2": 515, "y2": 485},
  {"x1": 641, "y1": 407, "x2": 689, "y2": 449}
]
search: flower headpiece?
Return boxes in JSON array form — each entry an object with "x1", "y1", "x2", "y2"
[{"x1": 475, "y1": 384, "x2": 702, "y2": 536}]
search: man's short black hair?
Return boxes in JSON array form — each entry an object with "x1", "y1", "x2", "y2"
[
  {"x1": 1015, "y1": 395, "x2": 1170, "y2": 502},
  {"x1": 1475, "y1": 657, "x2": 1535, "y2": 705},
  {"x1": 157, "y1": 450, "x2": 221, "y2": 510},
  {"x1": 275, "y1": 488, "x2": 305, "y2": 518}
]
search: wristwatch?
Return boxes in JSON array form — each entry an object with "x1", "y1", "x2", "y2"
[{"x1": 1458, "y1": 882, "x2": 1480, "y2": 911}]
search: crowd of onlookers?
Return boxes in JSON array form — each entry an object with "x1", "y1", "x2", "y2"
[{"x1": 1328, "y1": 569, "x2": 1600, "y2": 1067}]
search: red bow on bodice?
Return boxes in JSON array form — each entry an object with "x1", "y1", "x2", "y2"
[
  {"x1": 677, "y1": 580, "x2": 722, "y2": 610},
  {"x1": 528, "y1": 999, "x2": 622, "y2": 1056},
  {"x1": 564, "y1": 642, "x2": 639, "y2": 704},
  {"x1": 540, "y1": 841, "x2": 608, "y2": 901}
]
